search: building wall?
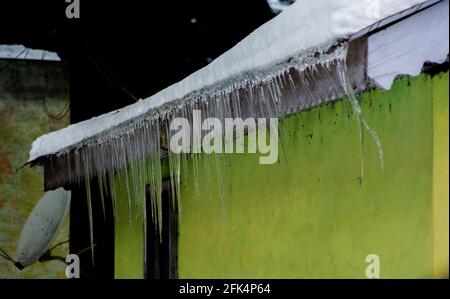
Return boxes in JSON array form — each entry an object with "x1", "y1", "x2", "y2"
[
  {"x1": 432, "y1": 71, "x2": 449, "y2": 278},
  {"x1": 0, "y1": 59, "x2": 70, "y2": 278},
  {"x1": 177, "y1": 72, "x2": 448, "y2": 278}
]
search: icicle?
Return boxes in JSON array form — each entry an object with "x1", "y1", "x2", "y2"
[
  {"x1": 38, "y1": 39, "x2": 389, "y2": 276},
  {"x1": 97, "y1": 174, "x2": 106, "y2": 220},
  {"x1": 81, "y1": 150, "x2": 95, "y2": 265},
  {"x1": 192, "y1": 153, "x2": 201, "y2": 223},
  {"x1": 335, "y1": 43, "x2": 384, "y2": 178}
]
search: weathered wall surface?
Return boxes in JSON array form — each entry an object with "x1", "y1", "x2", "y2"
[
  {"x1": 177, "y1": 72, "x2": 448, "y2": 278},
  {"x1": 432, "y1": 71, "x2": 449, "y2": 278},
  {"x1": 0, "y1": 59, "x2": 70, "y2": 278}
]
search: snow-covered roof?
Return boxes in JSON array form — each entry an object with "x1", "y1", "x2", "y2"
[
  {"x1": 0, "y1": 45, "x2": 60, "y2": 61},
  {"x1": 29, "y1": 0, "x2": 437, "y2": 162}
]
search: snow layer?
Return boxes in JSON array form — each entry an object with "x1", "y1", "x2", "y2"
[
  {"x1": 0, "y1": 45, "x2": 60, "y2": 61},
  {"x1": 29, "y1": 0, "x2": 428, "y2": 162}
]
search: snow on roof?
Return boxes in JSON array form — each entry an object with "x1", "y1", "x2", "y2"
[
  {"x1": 0, "y1": 45, "x2": 60, "y2": 61},
  {"x1": 29, "y1": 0, "x2": 431, "y2": 162}
]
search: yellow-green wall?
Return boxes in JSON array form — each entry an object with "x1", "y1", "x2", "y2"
[
  {"x1": 113, "y1": 169, "x2": 145, "y2": 279},
  {"x1": 177, "y1": 72, "x2": 449, "y2": 278},
  {"x1": 432, "y1": 72, "x2": 449, "y2": 278}
]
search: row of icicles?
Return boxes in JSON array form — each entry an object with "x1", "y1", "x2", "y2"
[{"x1": 43, "y1": 41, "x2": 384, "y2": 264}]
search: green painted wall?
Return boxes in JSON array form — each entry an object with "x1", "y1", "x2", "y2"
[
  {"x1": 176, "y1": 72, "x2": 448, "y2": 278},
  {"x1": 0, "y1": 60, "x2": 70, "y2": 278},
  {"x1": 112, "y1": 168, "x2": 145, "y2": 279},
  {"x1": 112, "y1": 156, "x2": 170, "y2": 278},
  {"x1": 432, "y1": 72, "x2": 449, "y2": 278}
]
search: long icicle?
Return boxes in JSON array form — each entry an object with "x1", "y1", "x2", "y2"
[{"x1": 336, "y1": 43, "x2": 384, "y2": 179}]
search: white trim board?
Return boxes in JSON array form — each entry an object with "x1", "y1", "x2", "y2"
[{"x1": 368, "y1": 0, "x2": 449, "y2": 89}]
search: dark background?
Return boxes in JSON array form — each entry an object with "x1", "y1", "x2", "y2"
[{"x1": 0, "y1": 1, "x2": 275, "y2": 122}]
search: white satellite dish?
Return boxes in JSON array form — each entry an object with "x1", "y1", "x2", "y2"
[
  {"x1": 0, "y1": 187, "x2": 71, "y2": 269},
  {"x1": 267, "y1": 0, "x2": 296, "y2": 14}
]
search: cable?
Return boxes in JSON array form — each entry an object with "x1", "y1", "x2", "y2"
[
  {"x1": 39, "y1": 49, "x2": 70, "y2": 120},
  {"x1": 42, "y1": 95, "x2": 70, "y2": 120},
  {"x1": 84, "y1": 42, "x2": 139, "y2": 102},
  {"x1": 0, "y1": 246, "x2": 16, "y2": 263},
  {"x1": 0, "y1": 47, "x2": 28, "y2": 74}
]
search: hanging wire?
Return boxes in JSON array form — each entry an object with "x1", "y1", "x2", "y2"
[
  {"x1": 39, "y1": 50, "x2": 70, "y2": 120},
  {"x1": 84, "y1": 41, "x2": 139, "y2": 102},
  {"x1": 0, "y1": 246, "x2": 16, "y2": 263},
  {"x1": 42, "y1": 95, "x2": 70, "y2": 120},
  {"x1": 0, "y1": 47, "x2": 29, "y2": 74},
  {"x1": 0, "y1": 47, "x2": 30, "y2": 93},
  {"x1": 23, "y1": 48, "x2": 30, "y2": 60}
]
